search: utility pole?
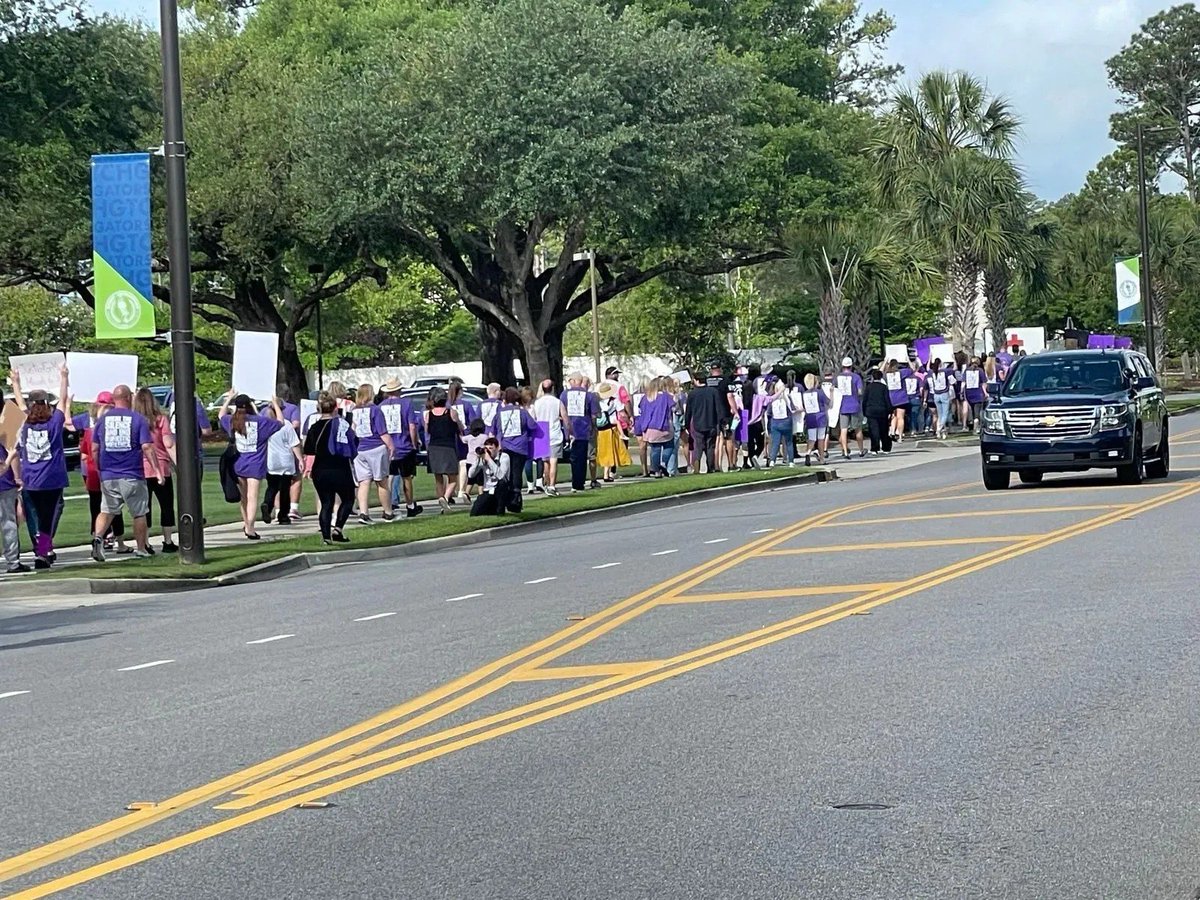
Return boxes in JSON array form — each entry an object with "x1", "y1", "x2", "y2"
[
  {"x1": 160, "y1": 0, "x2": 203, "y2": 564},
  {"x1": 1136, "y1": 123, "x2": 1157, "y2": 371}
]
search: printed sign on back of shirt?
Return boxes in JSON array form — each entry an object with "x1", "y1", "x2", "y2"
[
  {"x1": 566, "y1": 391, "x2": 586, "y2": 418},
  {"x1": 966, "y1": 370, "x2": 981, "y2": 389},
  {"x1": 235, "y1": 421, "x2": 260, "y2": 454},
  {"x1": 885, "y1": 371, "x2": 902, "y2": 391},
  {"x1": 352, "y1": 407, "x2": 372, "y2": 436},
  {"x1": 837, "y1": 374, "x2": 853, "y2": 396},
  {"x1": 904, "y1": 376, "x2": 918, "y2": 394},
  {"x1": 23, "y1": 428, "x2": 52, "y2": 462},
  {"x1": 802, "y1": 392, "x2": 820, "y2": 415},
  {"x1": 104, "y1": 415, "x2": 132, "y2": 452},
  {"x1": 500, "y1": 409, "x2": 521, "y2": 438},
  {"x1": 381, "y1": 404, "x2": 406, "y2": 434}
]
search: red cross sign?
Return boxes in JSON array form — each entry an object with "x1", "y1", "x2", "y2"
[{"x1": 1007, "y1": 333, "x2": 1024, "y2": 351}]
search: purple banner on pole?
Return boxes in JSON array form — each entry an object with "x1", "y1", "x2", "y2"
[
  {"x1": 1087, "y1": 334, "x2": 1116, "y2": 349},
  {"x1": 1115, "y1": 336, "x2": 1133, "y2": 349}
]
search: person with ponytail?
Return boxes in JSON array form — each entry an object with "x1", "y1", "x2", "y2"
[
  {"x1": 9, "y1": 365, "x2": 70, "y2": 569},
  {"x1": 302, "y1": 391, "x2": 357, "y2": 544},
  {"x1": 217, "y1": 390, "x2": 284, "y2": 540}
]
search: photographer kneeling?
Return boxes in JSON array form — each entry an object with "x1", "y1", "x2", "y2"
[{"x1": 468, "y1": 436, "x2": 514, "y2": 517}]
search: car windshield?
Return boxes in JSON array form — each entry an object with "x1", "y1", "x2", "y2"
[{"x1": 1004, "y1": 358, "x2": 1126, "y2": 395}]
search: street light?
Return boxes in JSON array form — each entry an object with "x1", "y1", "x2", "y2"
[
  {"x1": 159, "y1": 0, "x2": 203, "y2": 564},
  {"x1": 573, "y1": 250, "x2": 601, "y2": 383}
]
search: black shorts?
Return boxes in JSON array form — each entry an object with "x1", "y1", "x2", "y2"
[{"x1": 389, "y1": 453, "x2": 417, "y2": 478}]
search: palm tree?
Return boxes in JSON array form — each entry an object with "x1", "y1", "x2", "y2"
[
  {"x1": 873, "y1": 71, "x2": 1023, "y2": 352},
  {"x1": 984, "y1": 212, "x2": 1055, "y2": 351}
]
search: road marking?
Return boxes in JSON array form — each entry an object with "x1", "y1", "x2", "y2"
[
  {"x1": 667, "y1": 583, "x2": 903, "y2": 604},
  {"x1": 591, "y1": 562, "x2": 621, "y2": 570},
  {"x1": 444, "y1": 593, "x2": 483, "y2": 603},
  {"x1": 525, "y1": 577, "x2": 557, "y2": 585},
  {"x1": 760, "y1": 535, "x2": 1041, "y2": 555},
  {"x1": 651, "y1": 549, "x2": 678, "y2": 556},
  {"x1": 352, "y1": 613, "x2": 396, "y2": 622},
  {"x1": 826, "y1": 505, "x2": 1124, "y2": 527},
  {"x1": 514, "y1": 662, "x2": 659, "y2": 681},
  {"x1": 0, "y1": 691, "x2": 30, "y2": 700},
  {"x1": 751, "y1": 528, "x2": 774, "y2": 534},
  {"x1": 117, "y1": 660, "x2": 174, "y2": 672},
  {"x1": 245, "y1": 635, "x2": 294, "y2": 645},
  {"x1": 704, "y1": 538, "x2": 729, "y2": 544}
]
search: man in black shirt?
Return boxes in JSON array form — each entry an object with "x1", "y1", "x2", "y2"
[
  {"x1": 705, "y1": 362, "x2": 737, "y2": 471},
  {"x1": 686, "y1": 372, "x2": 724, "y2": 474}
]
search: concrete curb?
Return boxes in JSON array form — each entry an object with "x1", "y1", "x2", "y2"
[{"x1": 5, "y1": 469, "x2": 836, "y2": 598}]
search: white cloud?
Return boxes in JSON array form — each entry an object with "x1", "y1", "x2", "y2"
[{"x1": 883, "y1": 0, "x2": 1164, "y2": 198}]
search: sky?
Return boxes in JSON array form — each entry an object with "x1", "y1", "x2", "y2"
[{"x1": 92, "y1": 0, "x2": 1169, "y2": 201}]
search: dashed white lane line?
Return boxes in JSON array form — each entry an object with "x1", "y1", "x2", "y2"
[
  {"x1": 0, "y1": 691, "x2": 30, "y2": 700},
  {"x1": 592, "y1": 562, "x2": 621, "y2": 570},
  {"x1": 445, "y1": 593, "x2": 484, "y2": 603},
  {"x1": 118, "y1": 660, "x2": 175, "y2": 672},
  {"x1": 525, "y1": 577, "x2": 557, "y2": 585},
  {"x1": 752, "y1": 528, "x2": 775, "y2": 534},
  {"x1": 651, "y1": 549, "x2": 678, "y2": 556},
  {"x1": 704, "y1": 538, "x2": 729, "y2": 544},
  {"x1": 353, "y1": 613, "x2": 397, "y2": 622},
  {"x1": 246, "y1": 634, "x2": 295, "y2": 645}
]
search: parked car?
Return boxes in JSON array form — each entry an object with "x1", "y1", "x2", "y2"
[{"x1": 979, "y1": 349, "x2": 1169, "y2": 490}]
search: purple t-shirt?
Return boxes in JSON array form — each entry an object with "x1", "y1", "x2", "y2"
[
  {"x1": 71, "y1": 412, "x2": 90, "y2": 433},
  {"x1": 800, "y1": 389, "x2": 828, "y2": 431},
  {"x1": 963, "y1": 367, "x2": 987, "y2": 403},
  {"x1": 835, "y1": 371, "x2": 864, "y2": 415},
  {"x1": 96, "y1": 408, "x2": 153, "y2": 481},
  {"x1": 0, "y1": 441, "x2": 16, "y2": 492},
  {"x1": 221, "y1": 413, "x2": 283, "y2": 479},
  {"x1": 490, "y1": 404, "x2": 537, "y2": 455},
  {"x1": 18, "y1": 409, "x2": 68, "y2": 491},
  {"x1": 281, "y1": 402, "x2": 301, "y2": 430},
  {"x1": 350, "y1": 404, "x2": 388, "y2": 452},
  {"x1": 886, "y1": 368, "x2": 911, "y2": 407},
  {"x1": 930, "y1": 370, "x2": 951, "y2": 395},
  {"x1": 168, "y1": 393, "x2": 212, "y2": 458},
  {"x1": 561, "y1": 388, "x2": 598, "y2": 441},
  {"x1": 379, "y1": 397, "x2": 416, "y2": 456},
  {"x1": 640, "y1": 392, "x2": 674, "y2": 433}
]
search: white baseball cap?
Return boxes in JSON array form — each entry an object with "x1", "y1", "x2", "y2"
[{"x1": 841, "y1": 356, "x2": 853, "y2": 367}]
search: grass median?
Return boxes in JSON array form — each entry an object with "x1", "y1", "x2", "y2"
[{"x1": 53, "y1": 466, "x2": 813, "y2": 581}]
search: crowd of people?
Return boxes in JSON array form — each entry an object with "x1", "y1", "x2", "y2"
[{"x1": 0, "y1": 348, "x2": 1014, "y2": 574}]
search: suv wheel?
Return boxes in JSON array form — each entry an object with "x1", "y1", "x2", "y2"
[
  {"x1": 1146, "y1": 423, "x2": 1170, "y2": 479},
  {"x1": 1019, "y1": 470, "x2": 1044, "y2": 485},
  {"x1": 1117, "y1": 429, "x2": 1144, "y2": 485},
  {"x1": 983, "y1": 465, "x2": 1010, "y2": 491}
]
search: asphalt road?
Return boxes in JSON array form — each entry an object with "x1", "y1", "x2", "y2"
[{"x1": 4, "y1": 429, "x2": 1200, "y2": 899}]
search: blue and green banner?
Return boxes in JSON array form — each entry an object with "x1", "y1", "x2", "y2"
[
  {"x1": 91, "y1": 153, "x2": 155, "y2": 339},
  {"x1": 1115, "y1": 255, "x2": 1143, "y2": 326}
]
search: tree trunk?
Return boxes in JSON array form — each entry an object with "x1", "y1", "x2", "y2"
[
  {"x1": 479, "y1": 320, "x2": 520, "y2": 386},
  {"x1": 948, "y1": 251, "x2": 979, "y2": 354},
  {"x1": 520, "y1": 327, "x2": 554, "y2": 388},
  {"x1": 818, "y1": 288, "x2": 848, "y2": 375},
  {"x1": 1152, "y1": 276, "x2": 1169, "y2": 372},
  {"x1": 846, "y1": 293, "x2": 872, "y2": 370},
  {"x1": 984, "y1": 266, "x2": 1010, "y2": 353}
]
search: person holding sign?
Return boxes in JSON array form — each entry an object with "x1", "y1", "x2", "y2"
[
  {"x1": 885, "y1": 360, "x2": 912, "y2": 442},
  {"x1": 10, "y1": 366, "x2": 70, "y2": 569},
  {"x1": 90, "y1": 385, "x2": 163, "y2": 563},
  {"x1": 963, "y1": 358, "x2": 988, "y2": 433},
  {"x1": 561, "y1": 373, "x2": 597, "y2": 492},
  {"x1": 217, "y1": 391, "x2": 285, "y2": 540},
  {"x1": 929, "y1": 359, "x2": 952, "y2": 440},
  {"x1": 379, "y1": 379, "x2": 422, "y2": 518},
  {"x1": 351, "y1": 383, "x2": 395, "y2": 524},
  {"x1": 835, "y1": 358, "x2": 865, "y2": 459}
]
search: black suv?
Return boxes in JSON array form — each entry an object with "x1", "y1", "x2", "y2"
[{"x1": 979, "y1": 349, "x2": 1169, "y2": 490}]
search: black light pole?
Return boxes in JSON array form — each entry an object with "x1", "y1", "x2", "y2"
[
  {"x1": 309, "y1": 264, "x2": 324, "y2": 392},
  {"x1": 1136, "y1": 123, "x2": 1157, "y2": 371},
  {"x1": 877, "y1": 294, "x2": 886, "y2": 360},
  {"x1": 159, "y1": 0, "x2": 204, "y2": 564}
]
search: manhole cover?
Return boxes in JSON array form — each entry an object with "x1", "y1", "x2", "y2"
[{"x1": 832, "y1": 802, "x2": 891, "y2": 811}]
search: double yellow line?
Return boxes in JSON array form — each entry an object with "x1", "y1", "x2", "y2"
[{"x1": 5, "y1": 478, "x2": 1198, "y2": 898}]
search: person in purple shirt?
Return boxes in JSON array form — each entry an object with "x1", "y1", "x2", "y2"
[
  {"x1": 0, "y1": 438, "x2": 27, "y2": 573},
  {"x1": 379, "y1": 378, "x2": 422, "y2": 518},
  {"x1": 478, "y1": 383, "x2": 502, "y2": 431},
  {"x1": 9, "y1": 366, "x2": 70, "y2": 569},
  {"x1": 799, "y1": 373, "x2": 829, "y2": 465},
  {"x1": 561, "y1": 373, "x2": 598, "y2": 492},
  {"x1": 448, "y1": 378, "x2": 478, "y2": 504},
  {"x1": 884, "y1": 359, "x2": 913, "y2": 442},
  {"x1": 962, "y1": 358, "x2": 988, "y2": 433},
  {"x1": 489, "y1": 386, "x2": 537, "y2": 507},
  {"x1": 639, "y1": 377, "x2": 676, "y2": 477},
  {"x1": 350, "y1": 383, "x2": 395, "y2": 524},
  {"x1": 217, "y1": 390, "x2": 284, "y2": 540},
  {"x1": 835, "y1": 357, "x2": 865, "y2": 459},
  {"x1": 929, "y1": 359, "x2": 952, "y2": 439},
  {"x1": 90, "y1": 384, "x2": 162, "y2": 562}
]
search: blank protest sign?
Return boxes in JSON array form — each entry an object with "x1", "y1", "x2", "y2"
[
  {"x1": 66, "y1": 352, "x2": 139, "y2": 401},
  {"x1": 232, "y1": 331, "x2": 279, "y2": 401}
]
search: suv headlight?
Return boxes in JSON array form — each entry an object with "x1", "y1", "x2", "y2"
[
  {"x1": 982, "y1": 408, "x2": 1005, "y2": 434},
  {"x1": 1100, "y1": 403, "x2": 1128, "y2": 430}
]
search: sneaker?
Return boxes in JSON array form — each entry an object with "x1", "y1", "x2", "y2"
[
  {"x1": 48, "y1": 551, "x2": 57, "y2": 563},
  {"x1": 381, "y1": 511, "x2": 396, "y2": 522},
  {"x1": 261, "y1": 504, "x2": 271, "y2": 524},
  {"x1": 288, "y1": 511, "x2": 302, "y2": 523},
  {"x1": 34, "y1": 557, "x2": 51, "y2": 571},
  {"x1": 331, "y1": 530, "x2": 351, "y2": 544},
  {"x1": 132, "y1": 549, "x2": 153, "y2": 559},
  {"x1": 590, "y1": 480, "x2": 602, "y2": 489},
  {"x1": 438, "y1": 497, "x2": 450, "y2": 514},
  {"x1": 358, "y1": 514, "x2": 374, "y2": 525},
  {"x1": 527, "y1": 485, "x2": 537, "y2": 495},
  {"x1": 103, "y1": 537, "x2": 114, "y2": 551},
  {"x1": 406, "y1": 505, "x2": 424, "y2": 518},
  {"x1": 322, "y1": 538, "x2": 334, "y2": 546},
  {"x1": 91, "y1": 537, "x2": 106, "y2": 563},
  {"x1": 871, "y1": 450, "x2": 880, "y2": 456},
  {"x1": 161, "y1": 541, "x2": 178, "y2": 554},
  {"x1": 545, "y1": 486, "x2": 559, "y2": 497},
  {"x1": 446, "y1": 496, "x2": 457, "y2": 506},
  {"x1": 5, "y1": 563, "x2": 30, "y2": 574},
  {"x1": 859, "y1": 449, "x2": 868, "y2": 458},
  {"x1": 455, "y1": 493, "x2": 468, "y2": 504}
]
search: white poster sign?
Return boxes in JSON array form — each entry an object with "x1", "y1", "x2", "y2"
[
  {"x1": 299, "y1": 398, "x2": 318, "y2": 436},
  {"x1": 884, "y1": 344, "x2": 910, "y2": 365},
  {"x1": 7, "y1": 352, "x2": 65, "y2": 395},
  {"x1": 670, "y1": 370, "x2": 692, "y2": 386},
  {"x1": 232, "y1": 330, "x2": 279, "y2": 401},
  {"x1": 983, "y1": 327, "x2": 1046, "y2": 355},
  {"x1": 926, "y1": 343, "x2": 955, "y2": 367},
  {"x1": 65, "y1": 352, "x2": 139, "y2": 402}
]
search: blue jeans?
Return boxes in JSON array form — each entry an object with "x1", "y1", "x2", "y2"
[
  {"x1": 767, "y1": 421, "x2": 794, "y2": 464},
  {"x1": 933, "y1": 393, "x2": 951, "y2": 431},
  {"x1": 650, "y1": 440, "x2": 676, "y2": 475},
  {"x1": 908, "y1": 398, "x2": 924, "y2": 433}
]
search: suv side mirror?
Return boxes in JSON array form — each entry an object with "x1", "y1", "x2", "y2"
[{"x1": 1136, "y1": 376, "x2": 1156, "y2": 390}]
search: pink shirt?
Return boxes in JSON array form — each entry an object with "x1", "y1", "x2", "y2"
[{"x1": 143, "y1": 414, "x2": 174, "y2": 478}]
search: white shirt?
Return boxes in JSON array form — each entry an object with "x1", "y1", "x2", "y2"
[
  {"x1": 532, "y1": 395, "x2": 564, "y2": 445},
  {"x1": 266, "y1": 421, "x2": 300, "y2": 475}
]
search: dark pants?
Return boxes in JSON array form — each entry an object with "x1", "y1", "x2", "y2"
[
  {"x1": 25, "y1": 488, "x2": 64, "y2": 557},
  {"x1": 693, "y1": 429, "x2": 717, "y2": 473},
  {"x1": 570, "y1": 439, "x2": 589, "y2": 490},
  {"x1": 88, "y1": 489, "x2": 125, "y2": 538},
  {"x1": 22, "y1": 487, "x2": 63, "y2": 544},
  {"x1": 866, "y1": 417, "x2": 893, "y2": 453},
  {"x1": 470, "y1": 480, "x2": 515, "y2": 516},
  {"x1": 747, "y1": 421, "x2": 765, "y2": 460},
  {"x1": 313, "y1": 472, "x2": 354, "y2": 539},
  {"x1": 501, "y1": 451, "x2": 526, "y2": 510},
  {"x1": 263, "y1": 473, "x2": 293, "y2": 524},
  {"x1": 144, "y1": 476, "x2": 176, "y2": 528}
]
